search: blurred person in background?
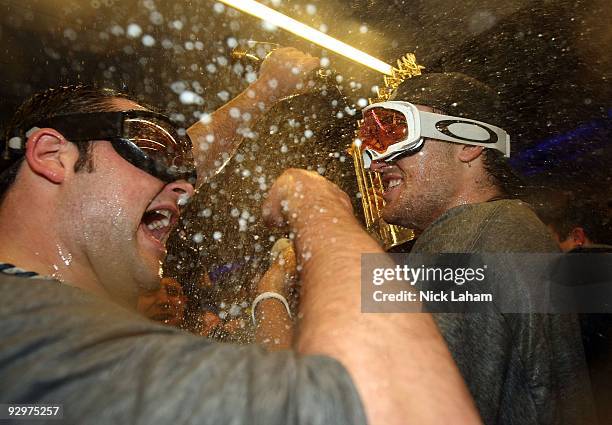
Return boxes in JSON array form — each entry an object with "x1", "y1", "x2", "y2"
[
  {"x1": 542, "y1": 199, "x2": 612, "y2": 253},
  {"x1": 137, "y1": 276, "x2": 188, "y2": 328}
]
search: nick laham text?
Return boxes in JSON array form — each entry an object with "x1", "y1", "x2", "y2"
[{"x1": 373, "y1": 290, "x2": 493, "y2": 303}]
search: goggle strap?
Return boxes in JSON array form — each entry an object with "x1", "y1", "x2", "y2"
[{"x1": 419, "y1": 111, "x2": 510, "y2": 157}]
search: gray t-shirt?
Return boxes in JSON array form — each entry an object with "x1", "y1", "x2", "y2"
[
  {"x1": 0, "y1": 274, "x2": 366, "y2": 425},
  {"x1": 413, "y1": 200, "x2": 597, "y2": 425}
]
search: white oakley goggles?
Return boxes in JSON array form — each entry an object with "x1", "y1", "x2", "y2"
[{"x1": 357, "y1": 101, "x2": 510, "y2": 169}]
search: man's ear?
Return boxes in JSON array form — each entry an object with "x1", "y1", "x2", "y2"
[
  {"x1": 457, "y1": 145, "x2": 485, "y2": 164},
  {"x1": 24, "y1": 128, "x2": 72, "y2": 184}
]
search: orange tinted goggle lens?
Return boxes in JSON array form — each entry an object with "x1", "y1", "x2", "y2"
[{"x1": 358, "y1": 108, "x2": 408, "y2": 153}]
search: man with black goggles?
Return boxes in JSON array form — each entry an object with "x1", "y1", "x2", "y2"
[
  {"x1": 361, "y1": 72, "x2": 595, "y2": 425},
  {"x1": 5, "y1": 110, "x2": 198, "y2": 184},
  {"x1": 0, "y1": 52, "x2": 482, "y2": 424}
]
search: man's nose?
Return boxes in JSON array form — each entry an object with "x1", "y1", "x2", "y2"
[
  {"x1": 165, "y1": 180, "x2": 195, "y2": 206},
  {"x1": 369, "y1": 160, "x2": 386, "y2": 173}
]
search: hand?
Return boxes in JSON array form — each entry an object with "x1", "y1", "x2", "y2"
[
  {"x1": 262, "y1": 169, "x2": 354, "y2": 230},
  {"x1": 252, "y1": 47, "x2": 320, "y2": 102}
]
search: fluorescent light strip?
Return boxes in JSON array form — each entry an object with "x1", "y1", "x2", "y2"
[{"x1": 218, "y1": 0, "x2": 394, "y2": 75}]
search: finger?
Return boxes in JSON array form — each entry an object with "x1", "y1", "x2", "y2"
[{"x1": 262, "y1": 172, "x2": 292, "y2": 228}]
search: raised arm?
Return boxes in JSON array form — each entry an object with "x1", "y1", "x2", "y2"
[
  {"x1": 263, "y1": 169, "x2": 482, "y2": 425},
  {"x1": 187, "y1": 48, "x2": 319, "y2": 185}
]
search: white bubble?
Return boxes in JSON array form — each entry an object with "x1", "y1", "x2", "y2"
[
  {"x1": 172, "y1": 20, "x2": 183, "y2": 30},
  {"x1": 149, "y1": 11, "x2": 163, "y2": 25},
  {"x1": 262, "y1": 21, "x2": 278, "y2": 31},
  {"x1": 179, "y1": 90, "x2": 203, "y2": 105},
  {"x1": 319, "y1": 24, "x2": 328, "y2": 33},
  {"x1": 63, "y1": 28, "x2": 77, "y2": 41},
  {"x1": 306, "y1": 4, "x2": 317, "y2": 15},
  {"x1": 280, "y1": 145, "x2": 288, "y2": 153},
  {"x1": 231, "y1": 208, "x2": 240, "y2": 218},
  {"x1": 110, "y1": 25, "x2": 124, "y2": 36},
  {"x1": 142, "y1": 35, "x2": 155, "y2": 47},
  {"x1": 201, "y1": 208, "x2": 212, "y2": 218},
  {"x1": 192, "y1": 233, "x2": 204, "y2": 244},
  {"x1": 199, "y1": 113, "x2": 212, "y2": 125},
  {"x1": 320, "y1": 57, "x2": 330, "y2": 68},
  {"x1": 227, "y1": 37, "x2": 238, "y2": 48},
  {"x1": 304, "y1": 129, "x2": 313, "y2": 138},
  {"x1": 229, "y1": 107, "x2": 241, "y2": 118},
  {"x1": 245, "y1": 72, "x2": 257, "y2": 84},
  {"x1": 217, "y1": 90, "x2": 230, "y2": 102},
  {"x1": 267, "y1": 78, "x2": 278, "y2": 89},
  {"x1": 229, "y1": 304, "x2": 241, "y2": 317},
  {"x1": 359, "y1": 25, "x2": 368, "y2": 33},
  {"x1": 8, "y1": 136, "x2": 23, "y2": 149},
  {"x1": 213, "y1": 231, "x2": 222, "y2": 241},
  {"x1": 206, "y1": 63, "x2": 217, "y2": 73},
  {"x1": 126, "y1": 23, "x2": 142, "y2": 38},
  {"x1": 25, "y1": 127, "x2": 40, "y2": 137},
  {"x1": 217, "y1": 56, "x2": 228, "y2": 66},
  {"x1": 357, "y1": 98, "x2": 368, "y2": 108},
  {"x1": 213, "y1": 3, "x2": 225, "y2": 13}
]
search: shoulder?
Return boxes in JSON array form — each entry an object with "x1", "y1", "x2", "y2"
[{"x1": 414, "y1": 200, "x2": 560, "y2": 253}]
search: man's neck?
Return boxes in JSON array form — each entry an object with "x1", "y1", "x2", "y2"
[
  {"x1": 447, "y1": 184, "x2": 505, "y2": 211},
  {"x1": 420, "y1": 180, "x2": 505, "y2": 232},
  {"x1": 0, "y1": 197, "x2": 114, "y2": 303}
]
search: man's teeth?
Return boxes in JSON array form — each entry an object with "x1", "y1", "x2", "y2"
[
  {"x1": 147, "y1": 218, "x2": 170, "y2": 230},
  {"x1": 388, "y1": 179, "x2": 402, "y2": 189},
  {"x1": 145, "y1": 209, "x2": 173, "y2": 231}
]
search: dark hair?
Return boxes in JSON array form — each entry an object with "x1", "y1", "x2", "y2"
[
  {"x1": 544, "y1": 200, "x2": 612, "y2": 245},
  {"x1": 392, "y1": 72, "x2": 523, "y2": 196},
  {"x1": 0, "y1": 85, "x2": 138, "y2": 201}
]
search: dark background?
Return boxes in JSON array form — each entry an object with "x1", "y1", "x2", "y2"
[{"x1": 1, "y1": 0, "x2": 610, "y2": 199}]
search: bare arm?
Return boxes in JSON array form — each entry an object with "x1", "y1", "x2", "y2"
[
  {"x1": 187, "y1": 48, "x2": 319, "y2": 185},
  {"x1": 263, "y1": 169, "x2": 482, "y2": 425}
]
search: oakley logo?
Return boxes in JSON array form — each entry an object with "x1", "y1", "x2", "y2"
[{"x1": 435, "y1": 120, "x2": 498, "y2": 144}]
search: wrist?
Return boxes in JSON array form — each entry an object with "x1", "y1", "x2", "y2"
[
  {"x1": 251, "y1": 291, "x2": 292, "y2": 325},
  {"x1": 246, "y1": 78, "x2": 279, "y2": 105}
]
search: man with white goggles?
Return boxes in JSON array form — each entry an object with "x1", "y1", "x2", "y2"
[{"x1": 358, "y1": 101, "x2": 510, "y2": 169}]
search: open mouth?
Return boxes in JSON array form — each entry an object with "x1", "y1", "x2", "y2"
[
  {"x1": 380, "y1": 172, "x2": 404, "y2": 197},
  {"x1": 140, "y1": 207, "x2": 178, "y2": 247}
]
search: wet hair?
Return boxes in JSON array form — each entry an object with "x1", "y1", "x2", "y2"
[
  {"x1": 391, "y1": 72, "x2": 523, "y2": 196},
  {"x1": 0, "y1": 85, "x2": 138, "y2": 202},
  {"x1": 543, "y1": 200, "x2": 612, "y2": 245}
]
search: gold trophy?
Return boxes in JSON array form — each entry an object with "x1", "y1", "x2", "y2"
[{"x1": 350, "y1": 54, "x2": 425, "y2": 250}]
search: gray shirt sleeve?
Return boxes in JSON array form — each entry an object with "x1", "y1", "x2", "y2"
[{"x1": 0, "y1": 277, "x2": 367, "y2": 425}]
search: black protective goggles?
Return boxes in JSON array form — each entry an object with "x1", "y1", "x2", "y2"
[{"x1": 34, "y1": 110, "x2": 197, "y2": 184}]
